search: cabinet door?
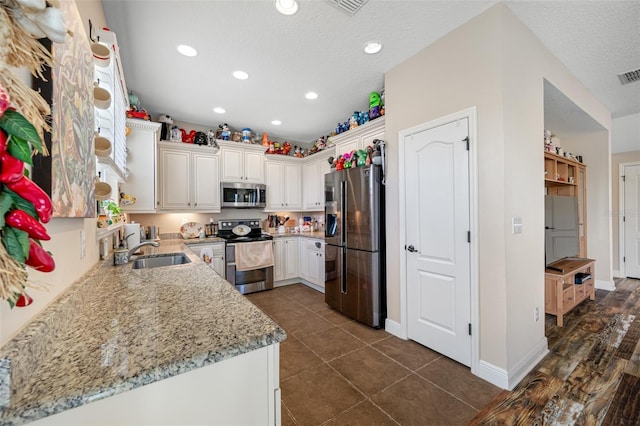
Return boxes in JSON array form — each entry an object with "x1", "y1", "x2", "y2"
[
  {"x1": 159, "y1": 148, "x2": 191, "y2": 210},
  {"x1": 361, "y1": 125, "x2": 385, "y2": 150},
  {"x1": 121, "y1": 122, "x2": 160, "y2": 212},
  {"x1": 302, "y1": 161, "x2": 319, "y2": 210},
  {"x1": 265, "y1": 162, "x2": 285, "y2": 210},
  {"x1": 298, "y1": 242, "x2": 308, "y2": 281},
  {"x1": 244, "y1": 150, "x2": 264, "y2": 183},
  {"x1": 284, "y1": 163, "x2": 302, "y2": 209},
  {"x1": 335, "y1": 138, "x2": 359, "y2": 158},
  {"x1": 273, "y1": 239, "x2": 285, "y2": 281},
  {"x1": 211, "y1": 243, "x2": 226, "y2": 278},
  {"x1": 284, "y1": 238, "x2": 299, "y2": 279},
  {"x1": 193, "y1": 153, "x2": 220, "y2": 211},
  {"x1": 307, "y1": 248, "x2": 322, "y2": 286},
  {"x1": 220, "y1": 147, "x2": 244, "y2": 182}
]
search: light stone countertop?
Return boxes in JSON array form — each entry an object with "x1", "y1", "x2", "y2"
[{"x1": 0, "y1": 239, "x2": 286, "y2": 426}]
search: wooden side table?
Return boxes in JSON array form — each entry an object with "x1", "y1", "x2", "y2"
[{"x1": 545, "y1": 258, "x2": 595, "y2": 326}]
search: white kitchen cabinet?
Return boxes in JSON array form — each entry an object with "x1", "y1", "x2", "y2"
[
  {"x1": 299, "y1": 238, "x2": 324, "y2": 290},
  {"x1": 220, "y1": 143, "x2": 265, "y2": 183},
  {"x1": 273, "y1": 238, "x2": 298, "y2": 282},
  {"x1": 158, "y1": 142, "x2": 220, "y2": 212},
  {"x1": 331, "y1": 116, "x2": 385, "y2": 158},
  {"x1": 265, "y1": 158, "x2": 302, "y2": 211},
  {"x1": 120, "y1": 119, "x2": 161, "y2": 212},
  {"x1": 302, "y1": 150, "x2": 334, "y2": 210}
]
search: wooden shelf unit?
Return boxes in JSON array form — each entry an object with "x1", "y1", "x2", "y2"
[
  {"x1": 544, "y1": 150, "x2": 588, "y2": 257},
  {"x1": 545, "y1": 258, "x2": 595, "y2": 326}
]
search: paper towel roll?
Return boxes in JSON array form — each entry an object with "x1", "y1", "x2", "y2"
[{"x1": 124, "y1": 223, "x2": 141, "y2": 252}]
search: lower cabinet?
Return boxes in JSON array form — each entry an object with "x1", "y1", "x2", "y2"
[
  {"x1": 299, "y1": 239, "x2": 325, "y2": 290},
  {"x1": 273, "y1": 238, "x2": 298, "y2": 282}
]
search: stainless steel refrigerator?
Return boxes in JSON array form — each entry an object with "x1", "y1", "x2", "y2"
[{"x1": 324, "y1": 165, "x2": 386, "y2": 328}]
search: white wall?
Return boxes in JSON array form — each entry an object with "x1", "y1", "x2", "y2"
[
  {"x1": 611, "y1": 113, "x2": 640, "y2": 154},
  {"x1": 611, "y1": 150, "x2": 640, "y2": 274},
  {"x1": 0, "y1": 0, "x2": 109, "y2": 345},
  {"x1": 385, "y1": 4, "x2": 611, "y2": 381}
]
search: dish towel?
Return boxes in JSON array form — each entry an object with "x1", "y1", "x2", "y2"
[{"x1": 235, "y1": 241, "x2": 274, "y2": 271}]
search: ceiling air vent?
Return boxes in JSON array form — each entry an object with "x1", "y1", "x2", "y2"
[
  {"x1": 618, "y1": 68, "x2": 640, "y2": 85},
  {"x1": 325, "y1": 0, "x2": 369, "y2": 16}
]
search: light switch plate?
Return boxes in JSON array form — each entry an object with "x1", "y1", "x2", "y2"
[{"x1": 512, "y1": 217, "x2": 523, "y2": 234}]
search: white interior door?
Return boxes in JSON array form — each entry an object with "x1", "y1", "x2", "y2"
[
  {"x1": 624, "y1": 164, "x2": 640, "y2": 278},
  {"x1": 405, "y1": 118, "x2": 471, "y2": 366}
]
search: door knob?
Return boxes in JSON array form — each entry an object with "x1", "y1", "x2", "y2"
[{"x1": 407, "y1": 245, "x2": 417, "y2": 253}]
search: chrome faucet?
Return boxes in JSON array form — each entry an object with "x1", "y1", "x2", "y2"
[{"x1": 128, "y1": 241, "x2": 160, "y2": 259}]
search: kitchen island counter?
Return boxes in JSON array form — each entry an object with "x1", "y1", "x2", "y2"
[{"x1": 0, "y1": 239, "x2": 286, "y2": 425}]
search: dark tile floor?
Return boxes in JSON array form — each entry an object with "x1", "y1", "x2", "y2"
[{"x1": 247, "y1": 284, "x2": 501, "y2": 425}]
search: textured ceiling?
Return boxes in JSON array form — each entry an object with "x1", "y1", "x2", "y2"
[{"x1": 102, "y1": 0, "x2": 640, "y2": 143}]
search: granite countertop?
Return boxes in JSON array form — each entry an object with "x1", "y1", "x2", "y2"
[{"x1": 0, "y1": 240, "x2": 286, "y2": 425}]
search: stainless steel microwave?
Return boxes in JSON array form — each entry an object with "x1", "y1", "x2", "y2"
[{"x1": 221, "y1": 182, "x2": 266, "y2": 208}]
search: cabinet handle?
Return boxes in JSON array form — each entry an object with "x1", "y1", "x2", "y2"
[{"x1": 188, "y1": 202, "x2": 191, "y2": 206}]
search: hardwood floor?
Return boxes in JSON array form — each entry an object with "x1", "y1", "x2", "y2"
[{"x1": 470, "y1": 277, "x2": 640, "y2": 425}]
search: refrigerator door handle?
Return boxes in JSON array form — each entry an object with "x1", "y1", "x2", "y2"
[{"x1": 341, "y1": 179, "x2": 347, "y2": 245}]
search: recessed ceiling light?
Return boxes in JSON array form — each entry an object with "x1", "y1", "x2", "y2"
[
  {"x1": 363, "y1": 41, "x2": 382, "y2": 55},
  {"x1": 272, "y1": 120, "x2": 282, "y2": 126},
  {"x1": 275, "y1": 0, "x2": 298, "y2": 15},
  {"x1": 213, "y1": 107, "x2": 226, "y2": 114},
  {"x1": 233, "y1": 70, "x2": 249, "y2": 80},
  {"x1": 177, "y1": 44, "x2": 197, "y2": 57},
  {"x1": 305, "y1": 91, "x2": 318, "y2": 100}
]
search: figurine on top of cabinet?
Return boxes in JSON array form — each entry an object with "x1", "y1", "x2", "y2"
[
  {"x1": 342, "y1": 152, "x2": 352, "y2": 169},
  {"x1": 294, "y1": 146, "x2": 303, "y2": 158},
  {"x1": 356, "y1": 149, "x2": 368, "y2": 167},
  {"x1": 335, "y1": 155, "x2": 344, "y2": 170},
  {"x1": 267, "y1": 142, "x2": 275, "y2": 154},
  {"x1": 328, "y1": 156, "x2": 336, "y2": 170},
  {"x1": 349, "y1": 114, "x2": 358, "y2": 130},
  {"x1": 369, "y1": 91, "x2": 383, "y2": 120},
  {"x1": 358, "y1": 111, "x2": 369, "y2": 126},
  {"x1": 156, "y1": 114, "x2": 173, "y2": 140},
  {"x1": 218, "y1": 123, "x2": 231, "y2": 140}
]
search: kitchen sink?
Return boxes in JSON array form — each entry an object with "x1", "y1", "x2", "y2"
[{"x1": 132, "y1": 252, "x2": 191, "y2": 269}]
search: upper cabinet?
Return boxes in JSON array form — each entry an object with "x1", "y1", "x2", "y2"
[
  {"x1": 330, "y1": 117, "x2": 385, "y2": 158},
  {"x1": 302, "y1": 150, "x2": 334, "y2": 211},
  {"x1": 120, "y1": 119, "x2": 161, "y2": 213},
  {"x1": 219, "y1": 142, "x2": 265, "y2": 183},
  {"x1": 265, "y1": 157, "x2": 302, "y2": 211},
  {"x1": 158, "y1": 142, "x2": 221, "y2": 212}
]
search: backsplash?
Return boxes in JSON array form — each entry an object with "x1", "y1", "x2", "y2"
[{"x1": 128, "y1": 210, "x2": 324, "y2": 236}]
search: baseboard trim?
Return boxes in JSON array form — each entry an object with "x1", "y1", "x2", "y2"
[
  {"x1": 506, "y1": 337, "x2": 548, "y2": 390},
  {"x1": 384, "y1": 319, "x2": 405, "y2": 339},
  {"x1": 596, "y1": 279, "x2": 615, "y2": 291},
  {"x1": 476, "y1": 337, "x2": 548, "y2": 390}
]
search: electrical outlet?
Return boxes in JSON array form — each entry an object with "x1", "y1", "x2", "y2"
[
  {"x1": 80, "y1": 230, "x2": 86, "y2": 259},
  {"x1": 534, "y1": 306, "x2": 540, "y2": 322}
]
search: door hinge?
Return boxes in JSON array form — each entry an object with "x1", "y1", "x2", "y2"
[
  {"x1": 468, "y1": 323, "x2": 472, "y2": 335},
  {"x1": 624, "y1": 256, "x2": 626, "y2": 263},
  {"x1": 623, "y1": 216, "x2": 626, "y2": 222},
  {"x1": 463, "y1": 136, "x2": 469, "y2": 151},
  {"x1": 622, "y1": 175, "x2": 625, "y2": 182},
  {"x1": 467, "y1": 231, "x2": 471, "y2": 243}
]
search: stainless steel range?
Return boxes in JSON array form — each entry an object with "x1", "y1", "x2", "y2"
[{"x1": 217, "y1": 219, "x2": 274, "y2": 294}]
